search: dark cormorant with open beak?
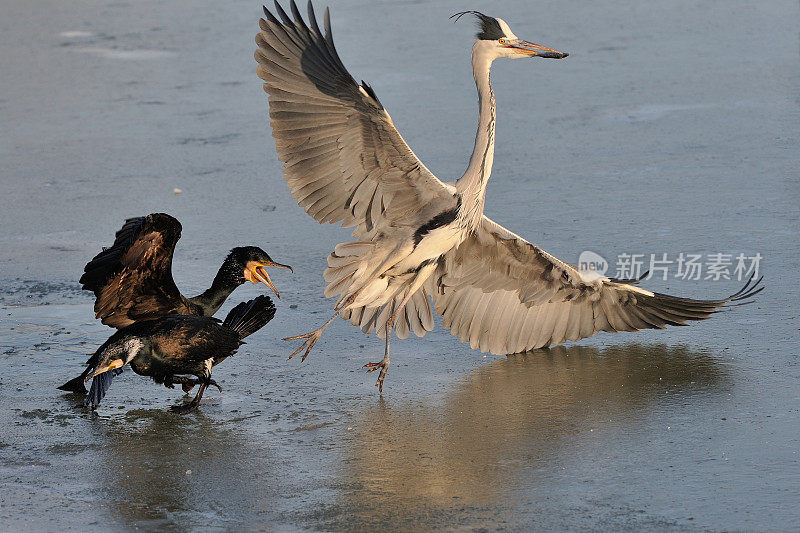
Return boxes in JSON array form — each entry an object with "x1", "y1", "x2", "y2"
[
  {"x1": 79, "y1": 213, "x2": 291, "y2": 327},
  {"x1": 59, "y1": 213, "x2": 291, "y2": 393},
  {"x1": 79, "y1": 295, "x2": 276, "y2": 414}
]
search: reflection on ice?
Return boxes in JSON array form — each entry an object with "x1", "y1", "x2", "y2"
[
  {"x1": 74, "y1": 48, "x2": 175, "y2": 60},
  {"x1": 332, "y1": 344, "x2": 729, "y2": 528},
  {"x1": 92, "y1": 410, "x2": 276, "y2": 530}
]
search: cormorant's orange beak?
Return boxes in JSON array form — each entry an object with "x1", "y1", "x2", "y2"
[
  {"x1": 504, "y1": 40, "x2": 568, "y2": 59},
  {"x1": 85, "y1": 358, "x2": 124, "y2": 382},
  {"x1": 244, "y1": 260, "x2": 293, "y2": 299}
]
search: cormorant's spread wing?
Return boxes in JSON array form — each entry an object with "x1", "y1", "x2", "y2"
[
  {"x1": 256, "y1": 1, "x2": 458, "y2": 239},
  {"x1": 427, "y1": 215, "x2": 763, "y2": 355},
  {"x1": 84, "y1": 368, "x2": 122, "y2": 410},
  {"x1": 80, "y1": 213, "x2": 185, "y2": 328}
]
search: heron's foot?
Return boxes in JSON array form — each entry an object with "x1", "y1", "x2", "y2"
[
  {"x1": 363, "y1": 355, "x2": 390, "y2": 393},
  {"x1": 284, "y1": 328, "x2": 324, "y2": 362}
]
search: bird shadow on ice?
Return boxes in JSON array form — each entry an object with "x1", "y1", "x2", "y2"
[
  {"x1": 319, "y1": 343, "x2": 730, "y2": 529},
  {"x1": 88, "y1": 409, "x2": 276, "y2": 531}
]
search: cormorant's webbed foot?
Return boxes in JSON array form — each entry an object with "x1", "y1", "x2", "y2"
[
  {"x1": 164, "y1": 376, "x2": 222, "y2": 393},
  {"x1": 169, "y1": 380, "x2": 211, "y2": 415},
  {"x1": 169, "y1": 399, "x2": 200, "y2": 415}
]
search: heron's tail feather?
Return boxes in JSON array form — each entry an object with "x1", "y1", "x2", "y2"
[
  {"x1": 324, "y1": 241, "x2": 377, "y2": 298},
  {"x1": 341, "y1": 288, "x2": 435, "y2": 340}
]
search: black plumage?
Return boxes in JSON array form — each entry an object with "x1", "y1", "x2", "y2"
[
  {"x1": 60, "y1": 213, "x2": 290, "y2": 394},
  {"x1": 413, "y1": 198, "x2": 462, "y2": 246},
  {"x1": 80, "y1": 213, "x2": 290, "y2": 328},
  {"x1": 76, "y1": 295, "x2": 276, "y2": 414}
]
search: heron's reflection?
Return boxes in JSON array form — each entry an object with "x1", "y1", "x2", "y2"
[
  {"x1": 91, "y1": 409, "x2": 275, "y2": 530},
  {"x1": 336, "y1": 343, "x2": 729, "y2": 525}
]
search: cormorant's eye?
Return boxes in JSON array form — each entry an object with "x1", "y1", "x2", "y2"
[{"x1": 498, "y1": 39, "x2": 506, "y2": 44}]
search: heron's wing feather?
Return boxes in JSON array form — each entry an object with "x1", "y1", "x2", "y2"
[
  {"x1": 428, "y1": 215, "x2": 762, "y2": 355},
  {"x1": 256, "y1": 1, "x2": 456, "y2": 238},
  {"x1": 79, "y1": 213, "x2": 188, "y2": 328}
]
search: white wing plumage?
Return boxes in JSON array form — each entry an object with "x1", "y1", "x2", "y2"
[
  {"x1": 428, "y1": 215, "x2": 762, "y2": 355},
  {"x1": 255, "y1": 1, "x2": 457, "y2": 240}
]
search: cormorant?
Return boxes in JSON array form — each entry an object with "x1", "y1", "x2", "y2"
[
  {"x1": 80, "y1": 213, "x2": 291, "y2": 327},
  {"x1": 59, "y1": 213, "x2": 291, "y2": 393},
  {"x1": 78, "y1": 295, "x2": 276, "y2": 414}
]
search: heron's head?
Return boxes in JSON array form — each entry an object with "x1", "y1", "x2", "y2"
[
  {"x1": 451, "y1": 11, "x2": 568, "y2": 61},
  {"x1": 85, "y1": 337, "x2": 144, "y2": 382},
  {"x1": 227, "y1": 246, "x2": 293, "y2": 299}
]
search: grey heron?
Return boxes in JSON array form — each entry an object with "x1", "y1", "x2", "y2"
[{"x1": 255, "y1": 2, "x2": 763, "y2": 391}]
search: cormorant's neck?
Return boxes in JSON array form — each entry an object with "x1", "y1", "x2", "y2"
[
  {"x1": 456, "y1": 45, "x2": 496, "y2": 229},
  {"x1": 188, "y1": 262, "x2": 241, "y2": 316}
]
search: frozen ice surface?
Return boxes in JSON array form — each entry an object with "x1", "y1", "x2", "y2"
[{"x1": 1, "y1": 0, "x2": 798, "y2": 530}]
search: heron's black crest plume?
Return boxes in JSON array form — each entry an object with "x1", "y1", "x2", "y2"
[{"x1": 450, "y1": 11, "x2": 506, "y2": 40}]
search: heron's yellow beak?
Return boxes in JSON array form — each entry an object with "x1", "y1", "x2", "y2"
[
  {"x1": 504, "y1": 40, "x2": 568, "y2": 59},
  {"x1": 84, "y1": 358, "x2": 124, "y2": 382},
  {"x1": 244, "y1": 260, "x2": 293, "y2": 299}
]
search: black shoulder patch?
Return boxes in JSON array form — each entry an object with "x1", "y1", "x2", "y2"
[{"x1": 413, "y1": 197, "x2": 462, "y2": 246}]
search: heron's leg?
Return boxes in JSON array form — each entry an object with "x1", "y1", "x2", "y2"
[
  {"x1": 284, "y1": 313, "x2": 338, "y2": 362},
  {"x1": 387, "y1": 265, "x2": 436, "y2": 328},
  {"x1": 364, "y1": 320, "x2": 392, "y2": 393},
  {"x1": 363, "y1": 268, "x2": 436, "y2": 392}
]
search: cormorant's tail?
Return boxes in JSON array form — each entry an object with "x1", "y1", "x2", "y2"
[
  {"x1": 223, "y1": 295, "x2": 276, "y2": 339},
  {"x1": 57, "y1": 367, "x2": 91, "y2": 394}
]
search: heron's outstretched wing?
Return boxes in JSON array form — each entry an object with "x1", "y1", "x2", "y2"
[
  {"x1": 428, "y1": 216, "x2": 763, "y2": 355},
  {"x1": 79, "y1": 213, "x2": 189, "y2": 328},
  {"x1": 256, "y1": 1, "x2": 457, "y2": 239}
]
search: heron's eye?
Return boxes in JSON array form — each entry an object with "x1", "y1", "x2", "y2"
[{"x1": 498, "y1": 39, "x2": 506, "y2": 44}]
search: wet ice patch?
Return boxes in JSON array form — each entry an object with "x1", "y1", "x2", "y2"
[
  {"x1": 734, "y1": 318, "x2": 767, "y2": 325},
  {"x1": 74, "y1": 47, "x2": 175, "y2": 60},
  {"x1": 59, "y1": 31, "x2": 94, "y2": 38},
  {"x1": 606, "y1": 103, "x2": 715, "y2": 122}
]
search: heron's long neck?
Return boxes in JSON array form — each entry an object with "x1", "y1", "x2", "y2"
[{"x1": 456, "y1": 49, "x2": 495, "y2": 228}]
